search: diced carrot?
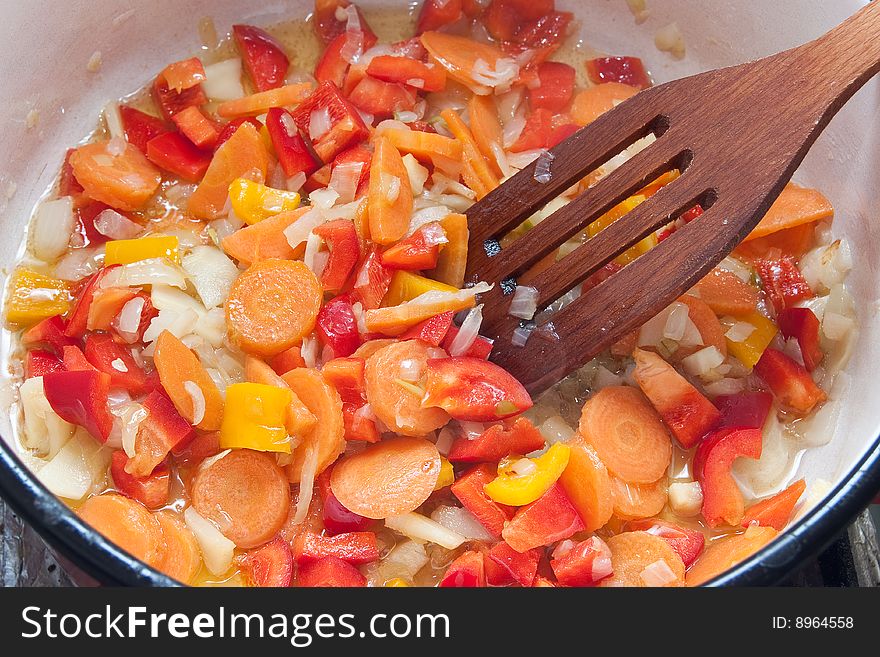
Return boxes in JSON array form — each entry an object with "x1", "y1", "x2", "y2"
[
  {"x1": 368, "y1": 137, "x2": 413, "y2": 245},
  {"x1": 281, "y1": 368, "x2": 346, "y2": 483},
  {"x1": 221, "y1": 207, "x2": 309, "y2": 264},
  {"x1": 558, "y1": 437, "x2": 613, "y2": 533},
  {"x1": 633, "y1": 348, "x2": 721, "y2": 448},
  {"x1": 365, "y1": 288, "x2": 480, "y2": 336},
  {"x1": 674, "y1": 294, "x2": 728, "y2": 360},
  {"x1": 86, "y1": 286, "x2": 137, "y2": 331},
  {"x1": 467, "y1": 95, "x2": 504, "y2": 177},
  {"x1": 364, "y1": 340, "x2": 450, "y2": 436},
  {"x1": 153, "y1": 330, "x2": 224, "y2": 430},
  {"x1": 420, "y1": 31, "x2": 506, "y2": 92},
  {"x1": 245, "y1": 356, "x2": 318, "y2": 437},
  {"x1": 570, "y1": 82, "x2": 639, "y2": 126},
  {"x1": 226, "y1": 259, "x2": 323, "y2": 356},
  {"x1": 191, "y1": 448, "x2": 291, "y2": 548},
  {"x1": 153, "y1": 510, "x2": 202, "y2": 585},
  {"x1": 599, "y1": 531, "x2": 685, "y2": 587},
  {"x1": 268, "y1": 344, "x2": 307, "y2": 374},
  {"x1": 735, "y1": 222, "x2": 815, "y2": 261},
  {"x1": 69, "y1": 141, "x2": 162, "y2": 211},
  {"x1": 188, "y1": 122, "x2": 270, "y2": 220},
  {"x1": 427, "y1": 213, "x2": 469, "y2": 288},
  {"x1": 744, "y1": 183, "x2": 833, "y2": 241},
  {"x1": 577, "y1": 386, "x2": 672, "y2": 484},
  {"x1": 440, "y1": 109, "x2": 499, "y2": 200},
  {"x1": 77, "y1": 493, "x2": 164, "y2": 567},
  {"x1": 217, "y1": 83, "x2": 313, "y2": 119},
  {"x1": 686, "y1": 526, "x2": 778, "y2": 586},
  {"x1": 693, "y1": 269, "x2": 758, "y2": 317},
  {"x1": 382, "y1": 128, "x2": 463, "y2": 167},
  {"x1": 610, "y1": 476, "x2": 668, "y2": 520},
  {"x1": 741, "y1": 479, "x2": 806, "y2": 531},
  {"x1": 329, "y1": 436, "x2": 441, "y2": 519}
]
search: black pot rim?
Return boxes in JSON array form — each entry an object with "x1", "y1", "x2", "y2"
[{"x1": 1, "y1": 426, "x2": 879, "y2": 587}]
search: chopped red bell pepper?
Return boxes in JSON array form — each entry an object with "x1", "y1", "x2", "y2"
[
  {"x1": 171, "y1": 430, "x2": 220, "y2": 465},
  {"x1": 754, "y1": 348, "x2": 826, "y2": 414},
  {"x1": 74, "y1": 201, "x2": 114, "y2": 247},
  {"x1": 694, "y1": 427, "x2": 763, "y2": 527},
  {"x1": 61, "y1": 345, "x2": 97, "y2": 372},
  {"x1": 64, "y1": 266, "x2": 119, "y2": 339},
  {"x1": 265, "y1": 108, "x2": 320, "y2": 178},
  {"x1": 448, "y1": 417, "x2": 545, "y2": 463},
  {"x1": 502, "y1": 483, "x2": 584, "y2": 552},
  {"x1": 351, "y1": 247, "x2": 393, "y2": 309},
  {"x1": 777, "y1": 307, "x2": 823, "y2": 371},
  {"x1": 119, "y1": 106, "x2": 171, "y2": 155},
  {"x1": 22, "y1": 315, "x2": 77, "y2": 354},
  {"x1": 366, "y1": 56, "x2": 446, "y2": 92},
  {"x1": 380, "y1": 222, "x2": 445, "y2": 271},
  {"x1": 313, "y1": 220, "x2": 361, "y2": 292},
  {"x1": 59, "y1": 149, "x2": 84, "y2": 197},
  {"x1": 714, "y1": 391, "x2": 774, "y2": 429},
  {"x1": 83, "y1": 332, "x2": 154, "y2": 395},
  {"x1": 323, "y1": 357, "x2": 367, "y2": 403},
  {"x1": 315, "y1": 33, "x2": 354, "y2": 88},
  {"x1": 146, "y1": 131, "x2": 213, "y2": 183},
  {"x1": 484, "y1": 551, "x2": 515, "y2": 586},
  {"x1": 25, "y1": 350, "x2": 64, "y2": 379},
  {"x1": 483, "y1": 0, "x2": 520, "y2": 41},
  {"x1": 486, "y1": 540, "x2": 541, "y2": 587},
  {"x1": 267, "y1": 345, "x2": 306, "y2": 376},
  {"x1": 399, "y1": 311, "x2": 454, "y2": 346},
  {"x1": 549, "y1": 536, "x2": 613, "y2": 586},
  {"x1": 152, "y1": 74, "x2": 208, "y2": 121},
  {"x1": 317, "y1": 470, "x2": 375, "y2": 534},
  {"x1": 510, "y1": 108, "x2": 553, "y2": 153},
  {"x1": 109, "y1": 450, "x2": 170, "y2": 509},
  {"x1": 332, "y1": 144, "x2": 372, "y2": 197},
  {"x1": 171, "y1": 105, "x2": 220, "y2": 150},
  {"x1": 450, "y1": 463, "x2": 514, "y2": 538},
  {"x1": 236, "y1": 536, "x2": 294, "y2": 587},
  {"x1": 417, "y1": 0, "x2": 463, "y2": 33},
  {"x1": 516, "y1": 11, "x2": 573, "y2": 49},
  {"x1": 441, "y1": 325, "x2": 495, "y2": 359},
  {"x1": 313, "y1": 0, "x2": 376, "y2": 44},
  {"x1": 297, "y1": 555, "x2": 366, "y2": 587},
  {"x1": 586, "y1": 56, "x2": 652, "y2": 89},
  {"x1": 233, "y1": 24, "x2": 290, "y2": 92},
  {"x1": 292, "y1": 531, "x2": 379, "y2": 565},
  {"x1": 439, "y1": 550, "x2": 486, "y2": 587},
  {"x1": 342, "y1": 403, "x2": 381, "y2": 443},
  {"x1": 316, "y1": 295, "x2": 362, "y2": 357},
  {"x1": 548, "y1": 122, "x2": 580, "y2": 148},
  {"x1": 111, "y1": 291, "x2": 157, "y2": 344},
  {"x1": 624, "y1": 519, "x2": 705, "y2": 568},
  {"x1": 529, "y1": 61, "x2": 576, "y2": 113},
  {"x1": 291, "y1": 81, "x2": 370, "y2": 163},
  {"x1": 348, "y1": 76, "x2": 417, "y2": 117},
  {"x1": 741, "y1": 478, "x2": 806, "y2": 531},
  {"x1": 424, "y1": 357, "x2": 533, "y2": 421},
  {"x1": 127, "y1": 390, "x2": 195, "y2": 477},
  {"x1": 43, "y1": 369, "x2": 114, "y2": 442},
  {"x1": 755, "y1": 254, "x2": 813, "y2": 313}
]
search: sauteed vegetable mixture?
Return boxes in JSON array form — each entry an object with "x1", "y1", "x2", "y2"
[{"x1": 3, "y1": 0, "x2": 856, "y2": 587}]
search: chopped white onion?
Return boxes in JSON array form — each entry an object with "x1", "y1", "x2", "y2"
[
  {"x1": 283, "y1": 208, "x2": 325, "y2": 248},
  {"x1": 352, "y1": 301, "x2": 368, "y2": 335},
  {"x1": 663, "y1": 302, "x2": 690, "y2": 341},
  {"x1": 20, "y1": 376, "x2": 75, "y2": 459},
  {"x1": 509, "y1": 457, "x2": 537, "y2": 477},
  {"x1": 183, "y1": 381, "x2": 206, "y2": 425},
  {"x1": 103, "y1": 257, "x2": 188, "y2": 289},
  {"x1": 103, "y1": 102, "x2": 124, "y2": 140},
  {"x1": 725, "y1": 321, "x2": 756, "y2": 342},
  {"x1": 286, "y1": 171, "x2": 308, "y2": 192},
  {"x1": 340, "y1": 5, "x2": 365, "y2": 63},
  {"x1": 681, "y1": 346, "x2": 725, "y2": 378},
  {"x1": 718, "y1": 256, "x2": 752, "y2": 282},
  {"x1": 533, "y1": 149, "x2": 554, "y2": 184},
  {"x1": 94, "y1": 209, "x2": 142, "y2": 240},
  {"x1": 301, "y1": 335, "x2": 320, "y2": 369},
  {"x1": 448, "y1": 304, "x2": 484, "y2": 356},
  {"x1": 407, "y1": 205, "x2": 452, "y2": 235},
  {"x1": 292, "y1": 443, "x2": 318, "y2": 525},
  {"x1": 309, "y1": 187, "x2": 340, "y2": 210},
  {"x1": 113, "y1": 296, "x2": 146, "y2": 343},
  {"x1": 384, "y1": 512, "x2": 466, "y2": 549},
  {"x1": 509, "y1": 285, "x2": 539, "y2": 320},
  {"x1": 471, "y1": 57, "x2": 519, "y2": 93},
  {"x1": 54, "y1": 246, "x2": 101, "y2": 281},
  {"x1": 32, "y1": 196, "x2": 75, "y2": 261},
  {"x1": 182, "y1": 245, "x2": 240, "y2": 309},
  {"x1": 398, "y1": 358, "x2": 423, "y2": 382},
  {"x1": 538, "y1": 415, "x2": 573, "y2": 444},
  {"x1": 668, "y1": 481, "x2": 703, "y2": 517},
  {"x1": 184, "y1": 506, "x2": 235, "y2": 575},
  {"x1": 435, "y1": 427, "x2": 455, "y2": 456},
  {"x1": 506, "y1": 148, "x2": 543, "y2": 169},
  {"x1": 430, "y1": 505, "x2": 495, "y2": 542},
  {"x1": 382, "y1": 173, "x2": 402, "y2": 204},
  {"x1": 459, "y1": 421, "x2": 488, "y2": 440},
  {"x1": 309, "y1": 107, "x2": 333, "y2": 142},
  {"x1": 640, "y1": 559, "x2": 678, "y2": 586},
  {"x1": 402, "y1": 154, "x2": 429, "y2": 196},
  {"x1": 655, "y1": 23, "x2": 685, "y2": 59},
  {"x1": 374, "y1": 540, "x2": 428, "y2": 585},
  {"x1": 328, "y1": 161, "x2": 363, "y2": 205},
  {"x1": 202, "y1": 58, "x2": 245, "y2": 101},
  {"x1": 511, "y1": 324, "x2": 533, "y2": 347},
  {"x1": 35, "y1": 429, "x2": 109, "y2": 501},
  {"x1": 822, "y1": 311, "x2": 854, "y2": 341}
]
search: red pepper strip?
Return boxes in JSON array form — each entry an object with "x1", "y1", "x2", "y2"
[
  {"x1": 233, "y1": 24, "x2": 290, "y2": 92},
  {"x1": 152, "y1": 74, "x2": 207, "y2": 121},
  {"x1": 265, "y1": 108, "x2": 320, "y2": 177},
  {"x1": 741, "y1": 479, "x2": 807, "y2": 531},
  {"x1": 22, "y1": 315, "x2": 77, "y2": 354},
  {"x1": 146, "y1": 132, "x2": 213, "y2": 183},
  {"x1": 366, "y1": 55, "x2": 446, "y2": 92},
  {"x1": 501, "y1": 483, "x2": 584, "y2": 552},
  {"x1": 126, "y1": 390, "x2": 195, "y2": 477},
  {"x1": 351, "y1": 247, "x2": 393, "y2": 310},
  {"x1": 25, "y1": 350, "x2": 64, "y2": 379},
  {"x1": 450, "y1": 463, "x2": 514, "y2": 538},
  {"x1": 291, "y1": 81, "x2": 371, "y2": 163},
  {"x1": 754, "y1": 348, "x2": 827, "y2": 414},
  {"x1": 694, "y1": 427, "x2": 763, "y2": 527},
  {"x1": 624, "y1": 519, "x2": 705, "y2": 568},
  {"x1": 59, "y1": 148, "x2": 84, "y2": 197},
  {"x1": 347, "y1": 75, "x2": 417, "y2": 117},
  {"x1": 313, "y1": 219, "x2": 361, "y2": 292},
  {"x1": 292, "y1": 531, "x2": 379, "y2": 565},
  {"x1": 119, "y1": 106, "x2": 171, "y2": 155},
  {"x1": 529, "y1": 61, "x2": 576, "y2": 113},
  {"x1": 380, "y1": 222, "x2": 444, "y2": 270},
  {"x1": 714, "y1": 391, "x2": 774, "y2": 429},
  {"x1": 417, "y1": 0, "x2": 463, "y2": 33},
  {"x1": 236, "y1": 536, "x2": 294, "y2": 587},
  {"x1": 83, "y1": 332, "x2": 154, "y2": 395},
  {"x1": 441, "y1": 325, "x2": 494, "y2": 359},
  {"x1": 61, "y1": 345, "x2": 97, "y2": 372},
  {"x1": 439, "y1": 550, "x2": 486, "y2": 587},
  {"x1": 43, "y1": 369, "x2": 114, "y2": 442},
  {"x1": 486, "y1": 540, "x2": 541, "y2": 587},
  {"x1": 755, "y1": 253, "x2": 813, "y2": 313},
  {"x1": 399, "y1": 311, "x2": 454, "y2": 346},
  {"x1": 316, "y1": 470, "x2": 374, "y2": 534},
  {"x1": 171, "y1": 106, "x2": 220, "y2": 150},
  {"x1": 586, "y1": 56, "x2": 652, "y2": 89},
  {"x1": 447, "y1": 417, "x2": 545, "y2": 463},
  {"x1": 549, "y1": 536, "x2": 613, "y2": 586},
  {"x1": 777, "y1": 307, "x2": 823, "y2": 371},
  {"x1": 64, "y1": 266, "x2": 119, "y2": 339}
]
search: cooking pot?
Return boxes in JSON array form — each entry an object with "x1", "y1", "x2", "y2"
[{"x1": 0, "y1": 0, "x2": 878, "y2": 586}]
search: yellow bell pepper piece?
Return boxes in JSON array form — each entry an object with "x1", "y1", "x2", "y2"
[
  {"x1": 434, "y1": 457, "x2": 454, "y2": 490},
  {"x1": 484, "y1": 443, "x2": 570, "y2": 506},
  {"x1": 220, "y1": 382, "x2": 293, "y2": 453},
  {"x1": 228, "y1": 177, "x2": 301, "y2": 225},
  {"x1": 721, "y1": 311, "x2": 778, "y2": 369},
  {"x1": 5, "y1": 269, "x2": 70, "y2": 326},
  {"x1": 587, "y1": 195, "x2": 657, "y2": 265},
  {"x1": 105, "y1": 235, "x2": 180, "y2": 265},
  {"x1": 382, "y1": 271, "x2": 459, "y2": 307},
  {"x1": 384, "y1": 578, "x2": 411, "y2": 587}
]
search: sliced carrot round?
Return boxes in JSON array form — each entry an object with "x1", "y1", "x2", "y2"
[
  {"x1": 578, "y1": 386, "x2": 672, "y2": 484},
  {"x1": 78, "y1": 493, "x2": 164, "y2": 567},
  {"x1": 364, "y1": 340, "x2": 450, "y2": 436},
  {"x1": 686, "y1": 526, "x2": 778, "y2": 586},
  {"x1": 600, "y1": 531, "x2": 686, "y2": 587},
  {"x1": 571, "y1": 83, "x2": 639, "y2": 126},
  {"x1": 226, "y1": 259, "x2": 322, "y2": 356},
  {"x1": 70, "y1": 140, "x2": 162, "y2": 211},
  {"x1": 191, "y1": 449, "x2": 291, "y2": 548},
  {"x1": 558, "y1": 437, "x2": 613, "y2": 533},
  {"x1": 281, "y1": 368, "x2": 345, "y2": 483},
  {"x1": 673, "y1": 294, "x2": 727, "y2": 360},
  {"x1": 154, "y1": 510, "x2": 202, "y2": 585},
  {"x1": 330, "y1": 436, "x2": 441, "y2": 519},
  {"x1": 154, "y1": 330, "x2": 224, "y2": 430},
  {"x1": 610, "y1": 475, "x2": 668, "y2": 520}
]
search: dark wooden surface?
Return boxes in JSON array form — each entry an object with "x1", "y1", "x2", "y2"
[{"x1": 469, "y1": 2, "x2": 880, "y2": 395}]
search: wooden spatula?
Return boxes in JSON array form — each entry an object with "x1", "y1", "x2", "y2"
[{"x1": 465, "y1": 2, "x2": 880, "y2": 395}]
